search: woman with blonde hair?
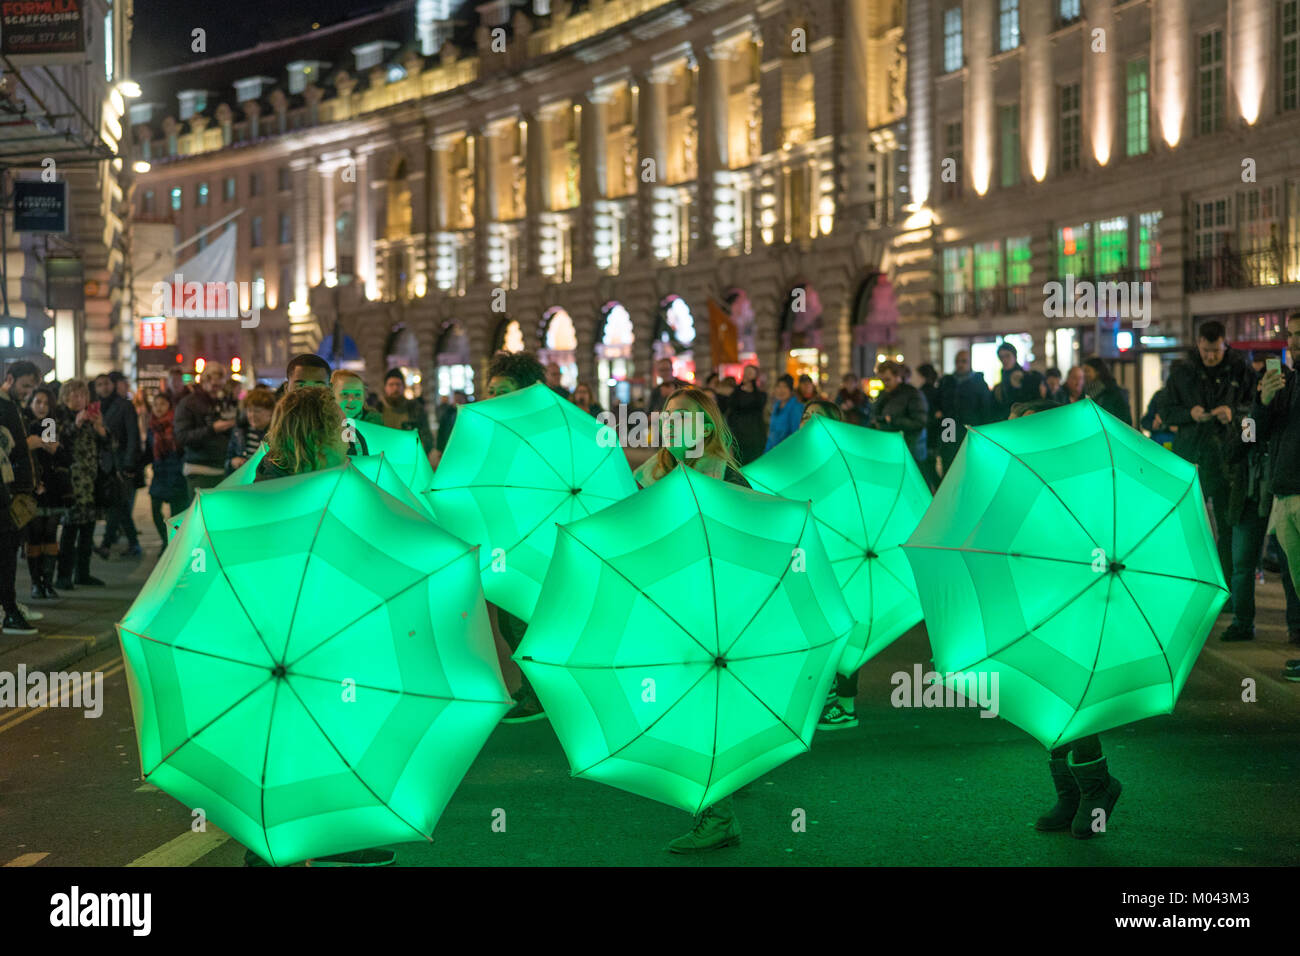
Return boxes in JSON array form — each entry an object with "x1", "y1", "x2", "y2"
[
  {"x1": 54, "y1": 378, "x2": 110, "y2": 589},
  {"x1": 254, "y1": 386, "x2": 348, "y2": 482},
  {"x1": 634, "y1": 387, "x2": 745, "y2": 489}
]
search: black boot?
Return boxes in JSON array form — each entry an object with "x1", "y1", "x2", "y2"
[
  {"x1": 27, "y1": 557, "x2": 43, "y2": 600},
  {"x1": 41, "y1": 555, "x2": 59, "y2": 599},
  {"x1": 1068, "y1": 755, "x2": 1122, "y2": 839},
  {"x1": 1034, "y1": 757, "x2": 1080, "y2": 831}
]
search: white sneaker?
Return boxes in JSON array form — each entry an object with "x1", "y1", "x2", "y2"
[{"x1": 17, "y1": 603, "x2": 43, "y2": 622}]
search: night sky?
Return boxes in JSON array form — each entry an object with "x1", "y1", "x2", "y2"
[{"x1": 131, "y1": 0, "x2": 397, "y2": 75}]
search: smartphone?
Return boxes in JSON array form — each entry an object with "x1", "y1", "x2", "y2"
[
  {"x1": 1266, "y1": 357, "x2": 1282, "y2": 375},
  {"x1": 87, "y1": 401, "x2": 100, "y2": 417}
]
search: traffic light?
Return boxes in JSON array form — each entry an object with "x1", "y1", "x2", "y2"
[
  {"x1": 231, "y1": 357, "x2": 242, "y2": 373},
  {"x1": 195, "y1": 357, "x2": 207, "y2": 374}
]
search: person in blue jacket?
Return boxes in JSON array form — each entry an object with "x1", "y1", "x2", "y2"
[{"x1": 763, "y1": 375, "x2": 804, "y2": 454}]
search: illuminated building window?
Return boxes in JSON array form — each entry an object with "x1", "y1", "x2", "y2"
[
  {"x1": 1006, "y1": 237, "x2": 1032, "y2": 286},
  {"x1": 1058, "y1": 0, "x2": 1081, "y2": 27},
  {"x1": 1094, "y1": 217, "x2": 1129, "y2": 275},
  {"x1": 197, "y1": 182, "x2": 209, "y2": 206},
  {"x1": 1126, "y1": 58, "x2": 1150, "y2": 156},
  {"x1": 1198, "y1": 30, "x2": 1225, "y2": 135},
  {"x1": 1056, "y1": 223, "x2": 1092, "y2": 277},
  {"x1": 1281, "y1": 1, "x2": 1299, "y2": 112},
  {"x1": 943, "y1": 7, "x2": 963, "y2": 73},
  {"x1": 170, "y1": 187, "x2": 182, "y2": 211},
  {"x1": 224, "y1": 177, "x2": 236, "y2": 202},
  {"x1": 974, "y1": 241, "x2": 1004, "y2": 290},
  {"x1": 998, "y1": 0, "x2": 1020, "y2": 53},
  {"x1": 1058, "y1": 83, "x2": 1081, "y2": 173},
  {"x1": 1137, "y1": 211, "x2": 1162, "y2": 271},
  {"x1": 999, "y1": 104, "x2": 1020, "y2": 187}
]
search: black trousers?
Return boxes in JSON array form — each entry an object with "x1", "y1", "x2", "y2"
[
  {"x1": 151, "y1": 493, "x2": 188, "y2": 544},
  {"x1": 103, "y1": 478, "x2": 140, "y2": 547},
  {"x1": 57, "y1": 522, "x2": 95, "y2": 582},
  {"x1": 1050, "y1": 734, "x2": 1103, "y2": 762},
  {"x1": 0, "y1": 525, "x2": 21, "y2": 614},
  {"x1": 497, "y1": 606, "x2": 534, "y2": 697}
]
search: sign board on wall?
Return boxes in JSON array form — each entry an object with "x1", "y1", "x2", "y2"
[
  {"x1": 0, "y1": 0, "x2": 87, "y2": 64},
  {"x1": 14, "y1": 180, "x2": 68, "y2": 233}
]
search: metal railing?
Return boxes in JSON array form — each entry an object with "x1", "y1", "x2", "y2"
[{"x1": 1184, "y1": 245, "x2": 1298, "y2": 292}]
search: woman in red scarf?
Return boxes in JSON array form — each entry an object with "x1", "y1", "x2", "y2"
[{"x1": 146, "y1": 392, "x2": 187, "y2": 546}]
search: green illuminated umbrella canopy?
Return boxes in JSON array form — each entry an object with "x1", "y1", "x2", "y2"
[
  {"x1": 426, "y1": 383, "x2": 637, "y2": 621},
  {"x1": 517, "y1": 466, "x2": 854, "y2": 814},
  {"x1": 902, "y1": 399, "x2": 1228, "y2": 749},
  {"x1": 743, "y1": 416, "x2": 931, "y2": 676},
  {"x1": 355, "y1": 420, "x2": 436, "y2": 513},
  {"x1": 119, "y1": 463, "x2": 511, "y2": 866}
]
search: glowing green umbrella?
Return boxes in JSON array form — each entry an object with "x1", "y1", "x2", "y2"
[
  {"x1": 517, "y1": 465, "x2": 854, "y2": 814},
  {"x1": 743, "y1": 415, "x2": 930, "y2": 675},
  {"x1": 426, "y1": 383, "x2": 637, "y2": 622},
  {"x1": 350, "y1": 452, "x2": 433, "y2": 518},
  {"x1": 355, "y1": 420, "x2": 435, "y2": 510},
  {"x1": 118, "y1": 463, "x2": 511, "y2": 866},
  {"x1": 901, "y1": 399, "x2": 1228, "y2": 749}
]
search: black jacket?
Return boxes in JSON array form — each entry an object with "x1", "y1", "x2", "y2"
[
  {"x1": 1163, "y1": 348, "x2": 1256, "y2": 487},
  {"x1": 174, "y1": 388, "x2": 239, "y2": 471},
  {"x1": 725, "y1": 386, "x2": 768, "y2": 466},
  {"x1": 1251, "y1": 365, "x2": 1300, "y2": 498},
  {"x1": 101, "y1": 392, "x2": 139, "y2": 473},
  {"x1": 0, "y1": 388, "x2": 34, "y2": 495},
  {"x1": 935, "y1": 372, "x2": 994, "y2": 460},
  {"x1": 873, "y1": 383, "x2": 929, "y2": 461},
  {"x1": 1089, "y1": 383, "x2": 1133, "y2": 427},
  {"x1": 992, "y1": 367, "x2": 1045, "y2": 421}
]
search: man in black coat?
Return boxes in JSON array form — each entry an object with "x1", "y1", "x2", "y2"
[
  {"x1": 96, "y1": 372, "x2": 141, "y2": 557},
  {"x1": 1163, "y1": 320, "x2": 1257, "y2": 585},
  {"x1": 935, "y1": 350, "x2": 994, "y2": 479}
]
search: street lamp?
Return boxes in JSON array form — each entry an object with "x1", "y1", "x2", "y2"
[{"x1": 117, "y1": 80, "x2": 142, "y2": 98}]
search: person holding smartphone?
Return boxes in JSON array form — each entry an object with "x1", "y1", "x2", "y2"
[{"x1": 173, "y1": 362, "x2": 239, "y2": 504}]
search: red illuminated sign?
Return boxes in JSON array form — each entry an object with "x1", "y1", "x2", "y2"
[{"x1": 140, "y1": 319, "x2": 167, "y2": 349}]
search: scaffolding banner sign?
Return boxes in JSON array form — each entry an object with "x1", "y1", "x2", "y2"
[
  {"x1": 14, "y1": 180, "x2": 68, "y2": 233},
  {"x1": 0, "y1": 0, "x2": 86, "y2": 63}
]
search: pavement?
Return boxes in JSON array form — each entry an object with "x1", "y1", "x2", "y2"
[{"x1": 0, "y1": 492, "x2": 1297, "y2": 867}]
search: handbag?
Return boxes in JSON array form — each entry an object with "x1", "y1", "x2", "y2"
[{"x1": 9, "y1": 492, "x2": 36, "y2": 530}]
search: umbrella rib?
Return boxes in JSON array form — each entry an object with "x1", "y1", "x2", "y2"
[
  {"x1": 946, "y1": 571, "x2": 1111, "y2": 675},
  {"x1": 721, "y1": 506, "x2": 816, "y2": 660},
  {"x1": 258, "y1": 678, "x2": 282, "y2": 868},
  {"x1": 724, "y1": 659, "x2": 816, "y2": 749},
  {"x1": 964, "y1": 427, "x2": 1103, "y2": 553},
  {"x1": 284, "y1": 670, "x2": 511, "y2": 707},
  {"x1": 431, "y1": 482, "x2": 595, "y2": 493},
  {"x1": 901, "y1": 544, "x2": 1096, "y2": 568},
  {"x1": 560, "y1": 526, "x2": 718, "y2": 660},
  {"x1": 284, "y1": 547, "x2": 476, "y2": 671},
  {"x1": 570, "y1": 442, "x2": 627, "y2": 500},
  {"x1": 867, "y1": 448, "x2": 906, "y2": 554},
  {"x1": 1092, "y1": 402, "x2": 1119, "y2": 561},
  {"x1": 282, "y1": 469, "x2": 348, "y2": 660},
  {"x1": 191, "y1": 492, "x2": 276, "y2": 666},
  {"x1": 823, "y1": 432, "x2": 874, "y2": 550},
  {"x1": 1113, "y1": 571, "x2": 1177, "y2": 705},
  {"x1": 279, "y1": 678, "x2": 436, "y2": 845},
  {"x1": 117, "y1": 625, "x2": 273, "y2": 671},
  {"x1": 569, "y1": 663, "x2": 717, "y2": 779},
  {"x1": 685, "y1": 471, "x2": 722, "y2": 655},
  {"x1": 1116, "y1": 473, "x2": 1201, "y2": 570}
]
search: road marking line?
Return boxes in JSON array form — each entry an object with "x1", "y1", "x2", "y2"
[
  {"x1": 126, "y1": 826, "x2": 230, "y2": 868},
  {"x1": 3, "y1": 852, "x2": 50, "y2": 867},
  {"x1": 0, "y1": 658, "x2": 125, "y2": 735},
  {"x1": 42, "y1": 634, "x2": 98, "y2": 642}
]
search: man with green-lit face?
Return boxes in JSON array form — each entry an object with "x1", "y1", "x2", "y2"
[{"x1": 286, "y1": 353, "x2": 331, "y2": 389}]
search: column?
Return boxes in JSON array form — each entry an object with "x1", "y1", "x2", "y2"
[
  {"x1": 320, "y1": 163, "x2": 338, "y2": 282},
  {"x1": 354, "y1": 151, "x2": 375, "y2": 300},
  {"x1": 291, "y1": 158, "x2": 311, "y2": 304},
  {"x1": 474, "y1": 127, "x2": 498, "y2": 285},
  {"x1": 578, "y1": 87, "x2": 610, "y2": 270},
  {"x1": 306, "y1": 162, "x2": 323, "y2": 288},
  {"x1": 636, "y1": 65, "x2": 671, "y2": 261},
  {"x1": 697, "y1": 41, "x2": 733, "y2": 252},
  {"x1": 966, "y1": 0, "x2": 994, "y2": 195},
  {"x1": 525, "y1": 108, "x2": 553, "y2": 275}
]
